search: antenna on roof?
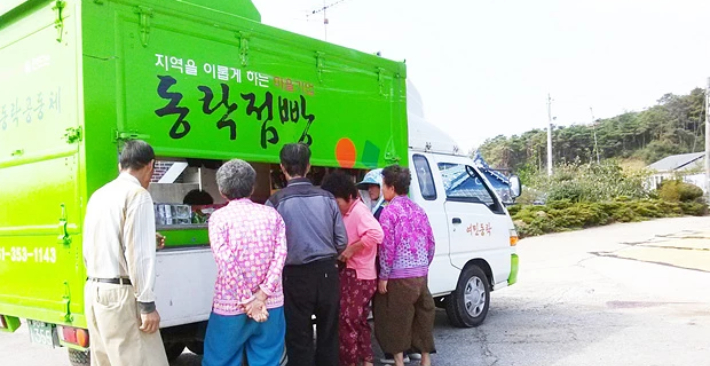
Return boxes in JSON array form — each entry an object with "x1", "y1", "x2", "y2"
[{"x1": 307, "y1": 0, "x2": 351, "y2": 41}]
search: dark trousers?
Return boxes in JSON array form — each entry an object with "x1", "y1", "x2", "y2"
[
  {"x1": 374, "y1": 277, "x2": 436, "y2": 355},
  {"x1": 283, "y1": 259, "x2": 340, "y2": 366}
]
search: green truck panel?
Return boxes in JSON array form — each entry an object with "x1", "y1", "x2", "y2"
[{"x1": 0, "y1": 0, "x2": 407, "y2": 331}]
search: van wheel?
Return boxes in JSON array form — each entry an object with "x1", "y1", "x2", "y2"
[
  {"x1": 164, "y1": 342, "x2": 185, "y2": 362},
  {"x1": 186, "y1": 341, "x2": 204, "y2": 355},
  {"x1": 68, "y1": 349, "x2": 90, "y2": 366},
  {"x1": 446, "y1": 265, "x2": 490, "y2": 328}
]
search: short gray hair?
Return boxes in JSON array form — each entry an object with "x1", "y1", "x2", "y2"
[{"x1": 216, "y1": 159, "x2": 256, "y2": 200}]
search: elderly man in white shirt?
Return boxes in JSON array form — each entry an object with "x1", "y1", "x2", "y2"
[{"x1": 83, "y1": 140, "x2": 169, "y2": 366}]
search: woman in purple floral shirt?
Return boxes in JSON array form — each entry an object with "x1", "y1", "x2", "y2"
[
  {"x1": 203, "y1": 159, "x2": 288, "y2": 366},
  {"x1": 374, "y1": 165, "x2": 436, "y2": 366}
]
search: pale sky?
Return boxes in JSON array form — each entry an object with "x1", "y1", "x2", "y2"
[
  {"x1": 253, "y1": 0, "x2": 710, "y2": 150},
  {"x1": 3, "y1": 1, "x2": 706, "y2": 151}
]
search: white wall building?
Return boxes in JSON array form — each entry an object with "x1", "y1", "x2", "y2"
[{"x1": 647, "y1": 152, "x2": 706, "y2": 193}]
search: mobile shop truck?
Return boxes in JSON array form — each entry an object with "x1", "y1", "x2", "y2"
[{"x1": 0, "y1": 0, "x2": 520, "y2": 365}]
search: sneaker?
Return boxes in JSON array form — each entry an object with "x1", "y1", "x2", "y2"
[
  {"x1": 408, "y1": 352, "x2": 422, "y2": 360},
  {"x1": 380, "y1": 354, "x2": 411, "y2": 364}
]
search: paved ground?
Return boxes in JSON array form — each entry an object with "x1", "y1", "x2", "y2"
[
  {"x1": 431, "y1": 216, "x2": 710, "y2": 366},
  {"x1": 2, "y1": 216, "x2": 709, "y2": 366}
]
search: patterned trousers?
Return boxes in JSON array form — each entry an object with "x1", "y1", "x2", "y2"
[{"x1": 339, "y1": 268, "x2": 377, "y2": 366}]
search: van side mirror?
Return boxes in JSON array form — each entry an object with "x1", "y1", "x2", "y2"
[{"x1": 509, "y1": 175, "x2": 522, "y2": 198}]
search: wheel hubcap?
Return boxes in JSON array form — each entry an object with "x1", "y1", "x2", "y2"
[{"x1": 463, "y1": 276, "x2": 486, "y2": 317}]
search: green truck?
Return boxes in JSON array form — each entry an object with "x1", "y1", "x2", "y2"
[{"x1": 0, "y1": 0, "x2": 407, "y2": 364}]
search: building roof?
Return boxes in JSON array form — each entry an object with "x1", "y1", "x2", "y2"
[{"x1": 647, "y1": 152, "x2": 705, "y2": 173}]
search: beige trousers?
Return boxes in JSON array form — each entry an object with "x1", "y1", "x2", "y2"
[{"x1": 85, "y1": 281, "x2": 169, "y2": 366}]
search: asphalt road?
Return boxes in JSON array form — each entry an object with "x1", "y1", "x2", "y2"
[{"x1": 2, "y1": 216, "x2": 709, "y2": 366}]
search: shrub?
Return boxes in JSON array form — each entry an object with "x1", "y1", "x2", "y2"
[
  {"x1": 515, "y1": 216, "x2": 556, "y2": 237},
  {"x1": 658, "y1": 180, "x2": 704, "y2": 202},
  {"x1": 507, "y1": 204, "x2": 522, "y2": 216},
  {"x1": 527, "y1": 161, "x2": 650, "y2": 204},
  {"x1": 513, "y1": 198, "x2": 707, "y2": 238},
  {"x1": 609, "y1": 205, "x2": 637, "y2": 223},
  {"x1": 658, "y1": 183, "x2": 680, "y2": 202},
  {"x1": 678, "y1": 182, "x2": 704, "y2": 202},
  {"x1": 681, "y1": 202, "x2": 707, "y2": 216},
  {"x1": 631, "y1": 200, "x2": 664, "y2": 218},
  {"x1": 547, "y1": 199, "x2": 574, "y2": 210},
  {"x1": 515, "y1": 188, "x2": 541, "y2": 206},
  {"x1": 547, "y1": 182, "x2": 587, "y2": 203}
]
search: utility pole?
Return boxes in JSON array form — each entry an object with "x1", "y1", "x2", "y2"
[
  {"x1": 705, "y1": 78, "x2": 710, "y2": 201},
  {"x1": 547, "y1": 94, "x2": 553, "y2": 176},
  {"x1": 590, "y1": 107, "x2": 600, "y2": 164}
]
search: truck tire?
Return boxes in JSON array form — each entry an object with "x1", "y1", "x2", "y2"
[
  {"x1": 68, "y1": 349, "x2": 90, "y2": 366},
  {"x1": 445, "y1": 265, "x2": 490, "y2": 328},
  {"x1": 164, "y1": 342, "x2": 185, "y2": 362},
  {"x1": 186, "y1": 340, "x2": 204, "y2": 355}
]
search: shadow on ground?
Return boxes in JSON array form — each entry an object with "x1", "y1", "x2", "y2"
[{"x1": 171, "y1": 297, "x2": 635, "y2": 366}]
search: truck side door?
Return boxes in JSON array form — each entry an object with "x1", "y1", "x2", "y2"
[
  {"x1": 0, "y1": 5, "x2": 84, "y2": 325},
  {"x1": 434, "y1": 157, "x2": 512, "y2": 286}
]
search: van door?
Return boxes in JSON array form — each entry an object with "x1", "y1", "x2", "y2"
[
  {"x1": 408, "y1": 153, "x2": 460, "y2": 296},
  {"x1": 434, "y1": 157, "x2": 512, "y2": 285}
]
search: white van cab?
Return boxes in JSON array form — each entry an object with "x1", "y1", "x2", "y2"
[{"x1": 407, "y1": 84, "x2": 520, "y2": 327}]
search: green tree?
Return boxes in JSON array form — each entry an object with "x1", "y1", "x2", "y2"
[{"x1": 476, "y1": 88, "x2": 707, "y2": 170}]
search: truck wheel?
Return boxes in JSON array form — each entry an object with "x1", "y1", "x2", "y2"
[
  {"x1": 68, "y1": 349, "x2": 90, "y2": 366},
  {"x1": 186, "y1": 341, "x2": 204, "y2": 355},
  {"x1": 445, "y1": 265, "x2": 490, "y2": 328},
  {"x1": 164, "y1": 342, "x2": 185, "y2": 362}
]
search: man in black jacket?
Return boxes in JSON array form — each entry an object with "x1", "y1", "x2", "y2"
[{"x1": 267, "y1": 143, "x2": 348, "y2": 366}]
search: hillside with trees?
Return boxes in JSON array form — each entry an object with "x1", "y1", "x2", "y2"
[{"x1": 478, "y1": 88, "x2": 706, "y2": 171}]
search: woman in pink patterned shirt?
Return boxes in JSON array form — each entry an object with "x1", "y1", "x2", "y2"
[
  {"x1": 321, "y1": 171, "x2": 384, "y2": 366},
  {"x1": 203, "y1": 159, "x2": 288, "y2": 366}
]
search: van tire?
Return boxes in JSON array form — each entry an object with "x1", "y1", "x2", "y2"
[
  {"x1": 68, "y1": 349, "x2": 90, "y2": 366},
  {"x1": 445, "y1": 265, "x2": 490, "y2": 328},
  {"x1": 164, "y1": 342, "x2": 185, "y2": 362}
]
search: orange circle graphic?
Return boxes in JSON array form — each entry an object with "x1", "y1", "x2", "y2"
[{"x1": 335, "y1": 138, "x2": 357, "y2": 168}]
